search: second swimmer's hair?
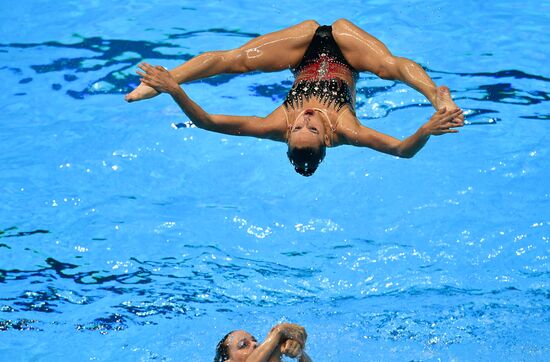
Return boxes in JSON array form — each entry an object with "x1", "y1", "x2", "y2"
[
  {"x1": 214, "y1": 331, "x2": 234, "y2": 362},
  {"x1": 287, "y1": 145, "x2": 326, "y2": 177}
]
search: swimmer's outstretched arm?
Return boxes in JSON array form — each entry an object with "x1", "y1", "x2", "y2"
[
  {"x1": 137, "y1": 63, "x2": 286, "y2": 141},
  {"x1": 340, "y1": 107, "x2": 464, "y2": 158}
]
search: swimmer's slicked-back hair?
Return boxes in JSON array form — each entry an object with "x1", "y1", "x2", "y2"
[
  {"x1": 214, "y1": 331, "x2": 234, "y2": 362},
  {"x1": 287, "y1": 145, "x2": 326, "y2": 177}
]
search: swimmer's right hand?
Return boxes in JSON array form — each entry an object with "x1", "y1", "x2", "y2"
[{"x1": 136, "y1": 62, "x2": 180, "y2": 95}]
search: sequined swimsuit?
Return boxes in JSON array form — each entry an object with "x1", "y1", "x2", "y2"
[{"x1": 284, "y1": 25, "x2": 358, "y2": 112}]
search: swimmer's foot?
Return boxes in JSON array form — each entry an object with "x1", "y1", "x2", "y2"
[
  {"x1": 435, "y1": 86, "x2": 464, "y2": 123},
  {"x1": 125, "y1": 82, "x2": 160, "y2": 103}
]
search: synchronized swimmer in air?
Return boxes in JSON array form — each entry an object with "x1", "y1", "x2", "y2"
[{"x1": 126, "y1": 19, "x2": 464, "y2": 177}]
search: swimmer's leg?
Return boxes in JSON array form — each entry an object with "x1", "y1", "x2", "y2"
[
  {"x1": 332, "y1": 19, "x2": 462, "y2": 119},
  {"x1": 126, "y1": 20, "x2": 319, "y2": 102}
]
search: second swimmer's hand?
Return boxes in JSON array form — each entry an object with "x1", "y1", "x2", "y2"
[
  {"x1": 272, "y1": 323, "x2": 307, "y2": 347},
  {"x1": 137, "y1": 62, "x2": 180, "y2": 95},
  {"x1": 420, "y1": 107, "x2": 464, "y2": 136},
  {"x1": 280, "y1": 339, "x2": 303, "y2": 358}
]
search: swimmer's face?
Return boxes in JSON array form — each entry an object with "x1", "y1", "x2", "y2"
[
  {"x1": 225, "y1": 330, "x2": 258, "y2": 362},
  {"x1": 288, "y1": 108, "x2": 329, "y2": 149}
]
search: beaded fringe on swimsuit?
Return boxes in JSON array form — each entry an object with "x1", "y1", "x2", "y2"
[{"x1": 284, "y1": 78, "x2": 354, "y2": 111}]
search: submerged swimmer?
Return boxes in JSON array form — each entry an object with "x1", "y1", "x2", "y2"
[
  {"x1": 214, "y1": 323, "x2": 312, "y2": 362},
  {"x1": 127, "y1": 19, "x2": 464, "y2": 176}
]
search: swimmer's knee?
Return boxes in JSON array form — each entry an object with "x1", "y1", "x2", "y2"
[
  {"x1": 300, "y1": 20, "x2": 320, "y2": 31},
  {"x1": 225, "y1": 49, "x2": 252, "y2": 73},
  {"x1": 332, "y1": 18, "x2": 353, "y2": 29},
  {"x1": 377, "y1": 56, "x2": 399, "y2": 79}
]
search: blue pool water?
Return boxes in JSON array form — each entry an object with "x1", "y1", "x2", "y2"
[{"x1": 1, "y1": 0, "x2": 549, "y2": 361}]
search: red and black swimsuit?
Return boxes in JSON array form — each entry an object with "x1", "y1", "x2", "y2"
[{"x1": 284, "y1": 25, "x2": 358, "y2": 112}]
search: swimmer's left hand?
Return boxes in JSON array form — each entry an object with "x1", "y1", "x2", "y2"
[
  {"x1": 136, "y1": 62, "x2": 180, "y2": 95},
  {"x1": 421, "y1": 107, "x2": 464, "y2": 136}
]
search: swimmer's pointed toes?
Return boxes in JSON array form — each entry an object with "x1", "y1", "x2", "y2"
[{"x1": 124, "y1": 84, "x2": 159, "y2": 103}]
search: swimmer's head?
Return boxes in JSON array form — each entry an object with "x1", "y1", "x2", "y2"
[
  {"x1": 286, "y1": 108, "x2": 329, "y2": 176},
  {"x1": 214, "y1": 330, "x2": 258, "y2": 362},
  {"x1": 287, "y1": 144, "x2": 326, "y2": 176}
]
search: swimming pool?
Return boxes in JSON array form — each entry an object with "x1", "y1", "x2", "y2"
[{"x1": 1, "y1": 0, "x2": 548, "y2": 360}]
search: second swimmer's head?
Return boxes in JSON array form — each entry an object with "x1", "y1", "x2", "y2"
[{"x1": 214, "y1": 330, "x2": 258, "y2": 362}]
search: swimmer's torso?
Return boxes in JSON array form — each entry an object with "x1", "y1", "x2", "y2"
[
  {"x1": 281, "y1": 25, "x2": 358, "y2": 145},
  {"x1": 284, "y1": 25, "x2": 357, "y2": 112}
]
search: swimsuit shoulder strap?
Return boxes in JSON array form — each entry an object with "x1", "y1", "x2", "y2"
[
  {"x1": 283, "y1": 106, "x2": 293, "y2": 133},
  {"x1": 334, "y1": 106, "x2": 351, "y2": 132},
  {"x1": 282, "y1": 106, "x2": 292, "y2": 140},
  {"x1": 317, "y1": 107, "x2": 348, "y2": 133},
  {"x1": 328, "y1": 106, "x2": 352, "y2": 146},
  {"x1": 313, "y1": 108, "x2": 338, "y2": 146}
]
